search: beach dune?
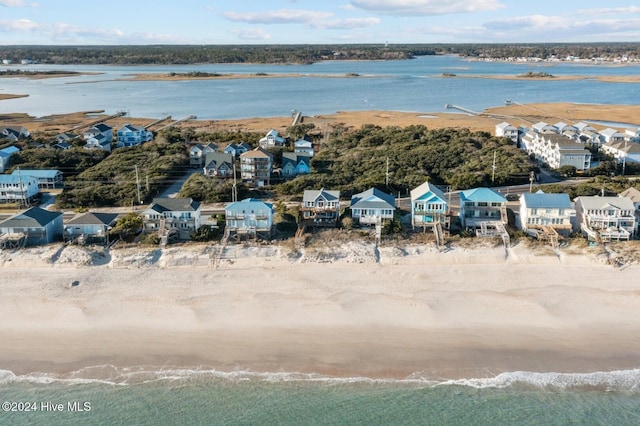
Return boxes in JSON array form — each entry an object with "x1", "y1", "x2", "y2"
[{"x1": 1, "y1": 242, "x2": 639, "y2": 380}]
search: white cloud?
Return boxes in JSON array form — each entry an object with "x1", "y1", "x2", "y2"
[
  {"x1": 350, "y1": 0, "x2": 503, "y2": 16},
  {"x1": 0, "y1": 18, "x2": 186, "y2": 44},
  {"x1": 0, "y1": 18, "x2": 39, "y2": 31},
  {"x1": 314, "y1": 17, "x2": 380, "y2": 30},
  {"x1": 483, "y1": 15, "x2": 640, "y2": 41},
  {"x1": 0, "y1": 0, "x2": 37, "y2": 6},
  {"x1": 229, "y1": 27, "x2": 272, "y2": 41},
  {"x1": 222, "y1": 9, "x2": 333, "y2": 25},
  {"x1": 577, "y1": 6, "x2": 640, "y2": 16}
]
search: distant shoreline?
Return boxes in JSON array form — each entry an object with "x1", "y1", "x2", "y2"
[{"x1": 437, "y1": 73, "x2": 640, "y2": 83}]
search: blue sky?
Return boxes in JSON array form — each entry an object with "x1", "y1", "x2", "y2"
[{"x1": 1, "y1": 0, "x2": 639, "y2": 45}]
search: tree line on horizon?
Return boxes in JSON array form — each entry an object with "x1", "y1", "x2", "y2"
[{"x1": 1, "y1": 43, "x2": 639, "y2": 65}]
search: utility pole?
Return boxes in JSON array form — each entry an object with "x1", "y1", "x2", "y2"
[
  {"x1": 232, "y1": 163, "x2": 238, "y2": 202},
  {"x1": 385, "y1": 157, "x2": 389, "y2": 188},
  {"x1": 491, "y1": 150, "x2": 497, "y2": 185},
  {"x1": 622, "y1": 140, "x2": 628, "y2": 176},
  {"x1": 529, "y1": 171, "x2": 535, "y2": 193},
  {"x1": 17, "y1": 166, "x2": 25, "y2": 207},
  {"x1": 135, "y1": 165, "x2": 142, "y2": 204}
]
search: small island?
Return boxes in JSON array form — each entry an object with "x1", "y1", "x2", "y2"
[
  {"x1": 0, "y1": 69, "x2": 85, "y2": 79},
  {"x1": 518, "y1": 71, "x2": 555, "y2": 78}
]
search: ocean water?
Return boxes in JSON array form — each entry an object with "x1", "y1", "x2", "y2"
[
  {"x1": 1, "y1": 55, "x2": 640, "y2": 120},
  {"x1": 2, "y1": 367, "x2": 640, "y2": 425}
]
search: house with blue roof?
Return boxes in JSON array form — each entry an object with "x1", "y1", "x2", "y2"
[
  {"x1": 459, "y1": 187, "x2": 507, "y2": 229},
  {"x1": 11, "y1": 169, "x2": 63, "y2": 189},
  {"x1": 0, "y1": 145, "x2": 19, "y2": 173},
  {"x1": 224, "y1": 198, "x2": 273, "y2": 239},
  {"x1": 350, "y1": 187, "x2": 396, "y2": 226},
  {"x1": 0, "y1": 206, "x2": 63, "y2": 247},
  {"x1": 410, "y1": 181, "x2": 448, "y2": 231},
  {"x1": 0, "y1": 173, "x2": 39, "y2": 204},
  {"x1": 519, "y1": 192, "x2": 574, "y2": 236}
]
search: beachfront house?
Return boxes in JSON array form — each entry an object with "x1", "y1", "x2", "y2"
[
  {"x1": 142, "y1": 197, "x2": 202, "y2": 242},
  {"x1": 519, "y1": 192, "x2": 574, "y2": 236},
  {"x1": 0, "y1": 206, "x2": 63, "y2": 248},
  {"x1": 116, "y1": 124, "x2": 154, "y2": 147},
  {"x1": 0, "y1": 174, "x2": 39, "y2": 205},
  {"x1": 574, "y1": 196, "x2": 636, "y2": 241},
  {"x1": 0, "y1": 146, "x2": 20, "y2": 173},
  {"x1": 64, "y1": 212, "x2": 119, "y2": 245},
  {"x1": 619, "y1": 187, "x2": 640, "y2": 237},
  {"x1": 11, "y1": 169, "x2": 63, "y2": 189},
  {"x1": 189, "y1": 143, "x2": 218, "y2": 168},
  {"x1": 349, "y1": 187, "x2": 396, "y2": 226},
  {"x1": 259, "y1": 129, "x2": 285, "y2": 148},
  {"x1": 410, "y1": 181, "x2": 449, "y2": 231},
  {"x1": 203, "y1": 152, "x2": 235, "y2": 178},
  {"x1": 294, "y1": 136, "x2": 315, "y2": 157},
  {"x1": 300, "y1": 188, "x2": 341, "y2": 228},
  {"x1": 240, "y1": 147, "x2": 273, "y2": 187},
  {"x1": 224, "y1": 198, "x2": 273, "y2": 240},
  {"x1": 458, "y1": 187, "x2": 507, "y2": 229},
  {"x1": 281, "y1": 152, "x2": 310, "y2": 178}
]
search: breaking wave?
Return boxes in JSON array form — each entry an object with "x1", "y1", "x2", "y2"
[{"x1": 1, "y1": 366, "x2": 639, "y2": 392}]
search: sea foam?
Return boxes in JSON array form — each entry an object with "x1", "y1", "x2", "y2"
[{"x1": 1, "y1": 366, "x2": 639, "y2": 392}]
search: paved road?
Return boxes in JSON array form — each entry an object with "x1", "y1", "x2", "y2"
[{"x1": 158, "y1": 169, "x2": 200, "y2": 198}]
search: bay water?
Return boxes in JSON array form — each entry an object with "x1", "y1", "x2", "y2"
[{"x1": 1, "y1": 55, "x2": 640, "y2": 120}]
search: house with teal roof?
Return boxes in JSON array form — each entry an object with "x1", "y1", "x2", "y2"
[
  {"x1": 459, "y1": 187, "x2": 507, "y2": 229},
  {"x1": 410, "y1": 181, "x2": 448, "y2": 231}
]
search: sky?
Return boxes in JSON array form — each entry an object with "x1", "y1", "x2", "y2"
[{"x1": 1, "y1": 0, "x2": 640, "y2": 45}]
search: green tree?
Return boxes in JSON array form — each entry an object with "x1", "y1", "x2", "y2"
[{"x1": 111, "y1": 212, "x2": 144, "y2": 236}]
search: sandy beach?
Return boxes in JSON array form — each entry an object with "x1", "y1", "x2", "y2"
[{"x1": 1, "y1": 240, "x2": 639, "y2": 380}]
